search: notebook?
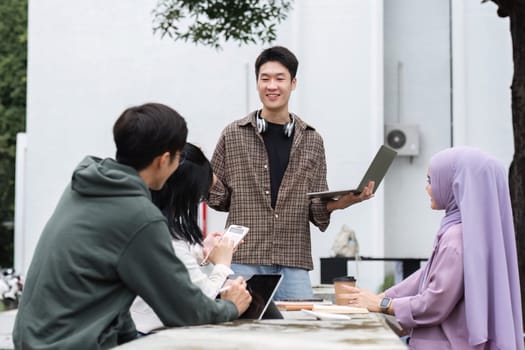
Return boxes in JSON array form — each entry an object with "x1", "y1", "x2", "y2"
[
  {"x1": 307, "y1": 145, "x2": 397, "y2": 200},
  {"x1": 237, "y1": 274, "x2": 284, "y2": 320}
]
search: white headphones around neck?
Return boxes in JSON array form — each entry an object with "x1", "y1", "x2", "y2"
[{"x1": 256, "y1": 110, "x2": 295, "y2": 138}]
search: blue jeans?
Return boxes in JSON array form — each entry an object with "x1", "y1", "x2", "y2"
[{"x1": 231, "y1": 264, "x2": 313, "y2": 300}]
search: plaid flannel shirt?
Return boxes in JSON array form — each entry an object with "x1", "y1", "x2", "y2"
[{"x1": 208, "y1": 111, "x2": 331, "y2": 270}]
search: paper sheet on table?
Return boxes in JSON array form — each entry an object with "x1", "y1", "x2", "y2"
[{"x1": 301, "y1": 309, "x2": 352, "y2": 320}]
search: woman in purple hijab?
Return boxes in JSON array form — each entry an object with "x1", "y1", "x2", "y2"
[{"x1": 345, "y1": 147, "x2": 523, "y2": 349}]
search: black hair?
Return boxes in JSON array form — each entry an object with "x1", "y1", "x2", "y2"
[
  {"x1": 151, "y1": 143, "x2": 212, "y2": 245},
  {"x1": 113, "y1": 103, "x2": 188, "y2": 171},
  {"x1": 255, "y1": 46, "x2": 299, "y2": 80}
]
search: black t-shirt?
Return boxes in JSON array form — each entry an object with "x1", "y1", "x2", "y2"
[{"x1": 262, "y1": 121, "x2": 294, "y2": 208}]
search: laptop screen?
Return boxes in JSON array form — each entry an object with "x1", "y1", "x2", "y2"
[
  {"x1": 307, "y1": 144, "x2": 397, "y2": 200},
  {"x1": 355, "y1": 144, "x2": 397, "y2": 194}
]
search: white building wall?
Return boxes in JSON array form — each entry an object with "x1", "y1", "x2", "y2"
[
  {"x1": 382, "y1": 0, "x2": 512, "y2": 277},
  {"x1": 383, "y1": 0, "x2": 453, "y2": 262},
  {"x1": 452, "y1": 0, "x2": 513, "y2": 160},
  {"x1": 20, "y1": 0, "x2": 384, "y2": 290},
  {"x1": 17, "y1": 0, "x2": 512, "y2": 292}
]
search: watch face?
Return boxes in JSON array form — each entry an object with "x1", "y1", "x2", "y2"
[{"x1": 380, "y1": 297, "x2": 391, "y2": 308}]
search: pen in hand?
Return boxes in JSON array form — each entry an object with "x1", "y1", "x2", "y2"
[
  {"x1": 200, "y1": 234, "x2": 236, "y2": 266},
  {"x1": 200, "y1": 232, "x2": 223, "y2": 266},
  {"x1": 200, "y1": 249, "x2": 213, "y2": 266}
]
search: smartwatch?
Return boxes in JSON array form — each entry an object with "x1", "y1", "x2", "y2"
[{"x1": 379, "y1": 296, "x2": 392, "y2": 313}]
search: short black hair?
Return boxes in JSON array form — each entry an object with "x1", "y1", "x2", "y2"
[
  {"x1": 255, "y1": 46, "x2": 299, "y2": 80},
  {"x1": 151, "y1": 143, "x2": 213, "y2": 245},
  {"x1": 113, "y1": 103, "x2": 188, "y2": 171}
]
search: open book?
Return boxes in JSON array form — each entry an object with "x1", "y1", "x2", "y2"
[
  {"x1": 301, "y1": 305, "x2": 369, "y2": 321},
  {"x1": 301, "y1": 309, "x2": 352, "y2": 321},
  {"x1": 312, "y1": 304, "x2": 369, "y2": 314},
  {"x1": 275, "y1": 299, "x2": 330, "y2": 311}
]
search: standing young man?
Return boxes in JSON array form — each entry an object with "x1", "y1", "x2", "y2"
[
  {"x1": 208, "y1": 47, "x2": 374, "y2": 300},
  {"x1": 13, "y1": 103, "x2": 251, "y2": 349}
]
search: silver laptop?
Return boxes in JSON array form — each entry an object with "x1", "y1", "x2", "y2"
[{"x1": 307, "y1": 145, "x2": 397, "y2": 200}]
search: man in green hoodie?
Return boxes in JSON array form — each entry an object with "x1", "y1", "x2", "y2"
[{"x1": 13, "y1": 103, "x2": 252, "y2": 349}]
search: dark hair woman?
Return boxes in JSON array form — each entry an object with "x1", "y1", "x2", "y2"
[{"x1": 131, "y1": 143, "x2": 236, "y2": 334}]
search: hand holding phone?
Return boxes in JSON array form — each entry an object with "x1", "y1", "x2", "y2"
[
  {"x1": 206, "y1": 236, "x2": 235, "y2": 266},
  {"x1": 222, "y1": 225, "x2": 250, "y2": 247},
  {"x1": 200, "y1": 225, "x2": 249, "y2": 266}
]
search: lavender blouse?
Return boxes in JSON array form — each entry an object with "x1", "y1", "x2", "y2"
[{"x1": 385, "y1": 223, "x2": 487, "y2": 350}]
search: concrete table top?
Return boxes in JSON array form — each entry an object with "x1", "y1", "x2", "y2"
[{"x1": 114, "y1": 312, "x2": 407, "y2": 350}]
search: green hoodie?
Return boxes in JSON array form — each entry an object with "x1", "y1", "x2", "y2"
[{"x1": 13, "y1": 156, "x2": 238, "y2": 349}]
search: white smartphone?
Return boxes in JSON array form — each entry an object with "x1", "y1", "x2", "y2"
[
  {"x1": 222, "y1": 224, "x2": 249, "y2": 247},
  {"x1": 200, "y1": 225, "x2": 250, "y2": 266}
]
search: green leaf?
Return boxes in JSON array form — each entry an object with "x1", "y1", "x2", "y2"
[{"x1": 153, "y1": 0, "x2": 293, "y2": 49}]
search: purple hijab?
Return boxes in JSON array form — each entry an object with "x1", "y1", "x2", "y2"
[{"x1": 429, "y1": 147, "x2": 523, "y2": 349}]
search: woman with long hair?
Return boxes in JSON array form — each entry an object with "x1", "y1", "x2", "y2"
[{"x1": 131, "y1": 143, "x2": 236, "y2": 334}]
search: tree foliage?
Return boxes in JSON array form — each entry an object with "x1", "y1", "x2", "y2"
[
  {"x1": 153, "y1": 0, "x2": 293, "y2": 49},
  {"x1": 0, "y1": 0, "x2": 27, "y2": 267}
]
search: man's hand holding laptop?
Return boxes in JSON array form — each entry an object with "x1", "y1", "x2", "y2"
[
  {"x1": 307, "y1": 145, "x2": 396, "y2": 206},
  {"x1": 326, "y1": 181, "x2": 375, "y2": 212}
]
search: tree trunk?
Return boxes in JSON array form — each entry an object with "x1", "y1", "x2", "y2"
[
  {"x1": 489, "y1": 0, "x2": 525, "y2": 327},
  {"x1": 507, "y1": 1, "x2": 525, "y2": 328}
]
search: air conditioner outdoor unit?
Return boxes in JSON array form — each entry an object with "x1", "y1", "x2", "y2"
[{"x1": 385, "y1": 124, "x2": 420, "y2": 156}]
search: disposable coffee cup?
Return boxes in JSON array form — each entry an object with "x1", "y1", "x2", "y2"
[{"x1": 333, "y1": 276, "x2": 357, "y2": 305}]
